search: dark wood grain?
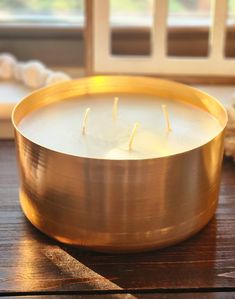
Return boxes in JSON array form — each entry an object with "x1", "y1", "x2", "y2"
[
  {"x1": 3, "y1": 294, "x2": 235, "y2": 299},
  {"x1": 1, "y1": 140, "x2": 235, "y2": 298}
]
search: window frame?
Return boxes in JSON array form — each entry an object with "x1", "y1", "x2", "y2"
[{"x1": 0, "y1": 0, "x2": 235, "y2": 83}]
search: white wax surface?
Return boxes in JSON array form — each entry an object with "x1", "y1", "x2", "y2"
[{"x1": 18, "y1": 93, "x2": 222, "y2": 159}]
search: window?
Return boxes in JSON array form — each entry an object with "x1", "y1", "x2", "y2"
[
  {"x1": 0, "y1": 1, "x2": 235, "y2": 70},
  {"x1": 0, "y1": 0, "x2": 85, "y2": 67},
  {"x1": 226, "y1": 0, "x2": 235, "y2": 57},
  {"x1": 109, "y1": 0, "x2": 235, "y2": 60},
  {"x1": 110, "y1": 0, "x2": 153, "y2": 56},
  {"x1": 0, "y1": 0, "x2": 84, "y2": 25}
]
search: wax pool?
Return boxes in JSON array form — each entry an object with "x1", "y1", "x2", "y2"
[{"x1": 18, "y1": 93, "x2": 222, "y2": 160}]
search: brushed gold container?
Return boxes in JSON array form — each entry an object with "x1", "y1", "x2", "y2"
[{"x1": 12, "y1": 76, "x2": 227, "y2": 253}]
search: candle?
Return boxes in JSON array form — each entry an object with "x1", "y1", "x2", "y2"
[
  {"x1": 18, "y1": 93, "x2": 222, "y2": 160},
  {"x1": 161, "y1": 104, "x2": 172, "y2": 132},
  {"x1": 128, "y1": 122, "x2": 140, "y2": 152},
  {"x1": 12, "y1": 76, "x2": 227, "y2": 253},
  {"x1": 112, "y1": 96, "x2": 119, "y2": 121},
  {"x1": 81, "y1": 107, "x2": 91, "y2": 135}
]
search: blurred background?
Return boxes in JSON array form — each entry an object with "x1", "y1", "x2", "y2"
[{"x1": 0, "y1": 0, "x2": 234, "y2": 67}]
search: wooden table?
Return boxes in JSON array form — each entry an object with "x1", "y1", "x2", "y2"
[{"x1": 1, "y1": 140, "x2": 235, "y2": 299}]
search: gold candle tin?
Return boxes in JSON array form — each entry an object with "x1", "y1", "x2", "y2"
[{"x1": 12, "y1": 76, "x2": 227, "y2": 253}]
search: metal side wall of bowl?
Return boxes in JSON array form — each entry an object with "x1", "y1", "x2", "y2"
[{"x1": 12, "y1": 76, "x2": 227, "y2": 253}]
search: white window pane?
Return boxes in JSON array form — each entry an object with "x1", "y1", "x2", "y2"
[
  {"x1": 0, "y1": 0, "x2": 84, "y2": 26},
  {"x1": 167, "y1": 0, "x2": 212, "y2": 57},
  {"x1": 110, "y1": 0, "x2": 153, "y2": 28},
  {"x1": 226, "y1": 0, "x2": 235, "y2": 57},
  {"x1": 228, "y1": 0, "x2": 235, "y2": 24},
  {"x1": 110, "y1": 0, "x2": 153, "y2": 56},
  {"x1": 168, "y1": 0, "x2": 211, "y2": 27}
]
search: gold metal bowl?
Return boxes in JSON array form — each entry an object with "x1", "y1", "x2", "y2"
[{"x1": 12, "y1": 76, "x2": 227, "y2": 253}]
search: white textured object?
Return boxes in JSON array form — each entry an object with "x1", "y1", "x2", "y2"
[
  {"x1": 21, "y1": 61, "x2": 49, "y2": 88},
  {"x1": 13, "y1": 62, "x2": 24, "y2": 82},
  {"x1": 0, "y1": 53, "x2": 71, "y2": 138},
  {"x1": 0, "y1": 53, "x2": 71, "y2": 91},
  {"x1": 46, "y1": 71, "x2": 70, "y2": 85},
  {"x1": 0, "y1": 53, "x2": 17, "y2": 79},
  {"x1": 225, "y1": 98, "x2": 235, "y2": 159},
  {"x1": 224, "y1": 137, "x2": 235, "y2": 157}
]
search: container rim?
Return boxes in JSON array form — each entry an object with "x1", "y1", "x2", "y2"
[{"x1": 12, "y1": 75, "x2": 228, "y2": 161}]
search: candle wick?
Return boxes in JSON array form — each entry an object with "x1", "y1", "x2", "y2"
[
  {"x1": 162, "y1": 104, "x2": 172, "y2": 132},
  {"x1": 82, "y1": 107, "x2": 91, "y2": 135},
  {"x1": 128, "y1": 122, "x2": 140, "y2": 152},
  {"x1": 112, "y1": 97, "x2": 119, "y2": 121}
]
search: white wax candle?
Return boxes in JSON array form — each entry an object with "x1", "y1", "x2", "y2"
[{"x1": 18, "y1": 93, "x2": 222, "y2": 160}]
